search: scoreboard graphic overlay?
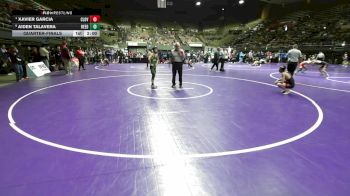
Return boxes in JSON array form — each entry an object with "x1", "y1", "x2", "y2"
[{"x1": 12, "y1": 10, "x2": 101, "y2": 37}]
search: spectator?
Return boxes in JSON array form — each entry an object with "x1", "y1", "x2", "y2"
[
  {"x1": 31, "y1": 47, "x2": 41, "y2": 63},
  {"x1": 39, "y1": 44, "x2": 50, "y2": 70},
  {"x1": 76, "y1": 47, "x2": 86, "y2": 71},
  {"x1": 60, "y1": 41, "x2": 72, "y2": 75},
  {"x1": 8, "y1": 46, "x2": 23, "y2": 82}
]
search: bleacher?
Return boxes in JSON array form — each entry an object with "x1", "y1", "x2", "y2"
[
  {"x1": 281, "y1": 10, "x2": 312, "y2": 22},
  {"x1": 196, "y1": 2, "x2": 350, "y2": 51},
  {"x1": 1, "y1": 0, "x2": 348, "y2": 54}
]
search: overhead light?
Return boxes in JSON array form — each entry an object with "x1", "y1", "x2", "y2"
[
  {"x1": 222, "y1": 8, "x2": 225, "y2": 11},
  {"x1": 323, "y1": 26, "x2": 327, "y2": 29},
  {"x1": 157, "y1": 0, "x2": 166, "y2": 8},
  {"x1": 195, "y1": 1, "x2": 201, "y2": 6},
  {"x1": 239, "y1": 0, "x2": 244, "y2": 5},
  {"x1": 342, "y1": 41, "x2": 346, "y2": 47}
]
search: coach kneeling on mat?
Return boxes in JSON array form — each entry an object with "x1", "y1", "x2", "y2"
[
  {"x1": 171, "y1": 42, "x2": 185, "y2": 88},
  {"x1": 275, "y1": 65, "x2": 295, "y2": 95}
]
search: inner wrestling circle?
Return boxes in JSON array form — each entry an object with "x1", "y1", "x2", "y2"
[{"x1": 127, "y1": 81, "x2": 213, "y2": 100}]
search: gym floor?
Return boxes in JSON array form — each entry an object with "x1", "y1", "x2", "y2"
[{"x1": 1, "y1": 62, "x2": 349, "y2": 195}]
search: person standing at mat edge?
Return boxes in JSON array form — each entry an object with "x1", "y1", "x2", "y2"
[
  {"x1": 8, "y1": 46, "x2": 23, "y2": 82},
  {"x1": 171, "y1": 42, "x2": 185, "y2": 88},
  {"x1": 60, "y1": 41, "x2": 73, "y2": 75},
  {"x1": 149, "y1": 47, "x2": 159, "y2": 89},
  {"x1": 211, "y1": 48, "x2": 220, "y2": 71},
  {"x1": 287, "y1": 44, "x2": 302, "y2": 76},
  {"x1": 76, "y1": 47, "x2": 86, "y2": 71}
]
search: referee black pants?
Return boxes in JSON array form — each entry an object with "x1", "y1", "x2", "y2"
[
  {"x1": 78, "y1": 57, "x2": 85, "y2": 70},
  {"x1": 211, "y1": 61, "x2": 219, "y2": 70},
  {"x1": 172, "y1": 62, "x2": 183, "y2": 85},
  {"x1": 220, "y1": 59, "x2": 225, "y2": 70},
  {"x1": 287, "y1": 62, "x2": 298, "y2": 76}
]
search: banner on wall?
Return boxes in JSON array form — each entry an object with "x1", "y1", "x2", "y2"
[{"x1": 189, "y1": 43, "x2": 203, "y2": 47}]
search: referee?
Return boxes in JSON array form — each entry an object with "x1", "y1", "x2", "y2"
[
  {"x1": 287, "y1": 44, "x2": 302, "y2": 76},
  {"x1": 171, "y1": 42, "x2": 185, "y2": 88}
]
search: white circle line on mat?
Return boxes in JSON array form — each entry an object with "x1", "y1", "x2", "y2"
[
  {"x1": 8, "y1": 74, "x2": 323, "y2": 159},
  {"x1": 326, "y1": 76, "x2": 350, "y2": 84}
]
